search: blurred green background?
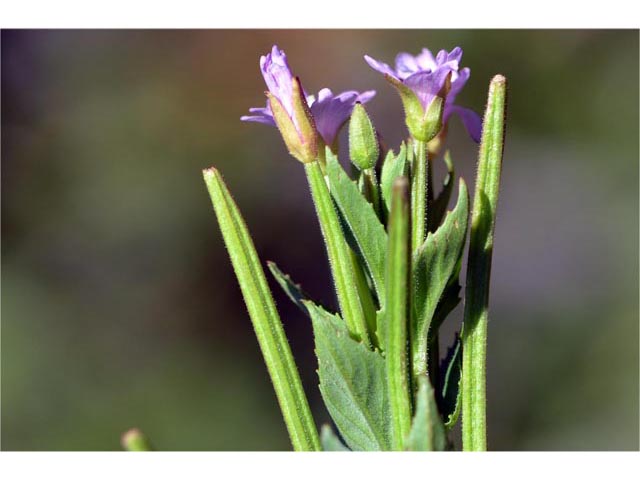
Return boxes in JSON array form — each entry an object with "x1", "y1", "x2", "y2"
[{"x1": 2, "y1": 30, "x2": 638, "y2": 451}]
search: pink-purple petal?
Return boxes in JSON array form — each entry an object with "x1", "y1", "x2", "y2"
[
  {"x1": 404, "y1": 66, "x2": 453, "y2": 110},
  {"x1": 416, "y1": 48, "x2": 437, "y2": 71},
  {"x1": 447, "y1": 67, "x2": 470, "y2": 105},
  {"x1": 260, "y1": 45, "x2": 295, "y2": 118},
  {"x1": 395, "y1": 52, "x2": 422, "y2": 79},
  {"x1": 310, "y1": 88, "x2": 376, "y2": 145},
  {"x1": 446, "y1": 105, "x2": 482, "y2": 143},
  {"x1": 240, "y1": 114, "x2": 276, "y2": 126},
  {"x1": 446, "y1": 46, "x2": 463, "y2": 65},
  {"x1": 356, "y1": 90, "x2": 377, "y2": 103},
  {"x1": 364, "y1": 55, "x2": 399, "y2": 80}
]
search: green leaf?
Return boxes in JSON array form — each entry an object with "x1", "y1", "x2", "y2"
[
  {"x1": 358, "y1": 168, "x2": 382, "y2": 220},
  {"x1": 429, "y1": 255, "x2": 463, "y2": 336},
  {"x1": 405, "y1": 376, "x2": 447, "y2": 451},
  {"x1": 383, "y1": 177, "x2": 413, "y2": 450},
  {"x1": 325, "y1": 151, "x2": 388, "y2": 306},
  {"x1": 305, "y1": 159, "x2": 370, "y2": 347},
  {"x1": 203, "y1": 168, "x2": 320, "y2": 451},
  {"x1": 350, "y1": 250, "x2": 380, "y2": 348},
  {"x1": 462, "y1": 75, "x2": 507, "y2": 451},
  {"x1": 380, "y1": 143, "x2": 408, "y2": 219},
  {"x1": 320, "y1": 425, "x2": 351, "y2": 451},
  {"x1": 439, "y1": 335, "x2": 463, "y2": 429},
  {"x1": 431, "y1": 283, "x2": 462, "y2": 337},
  {"x1": 267, "y1": 260, "x2": 318, "y2": 314},
  {"x1": 411, "y1": 179, "x2": 469, "y2": 381},
  {"x1": 306, "y1": 301, "x2": 392, "y2": 451},
  {"x1": 429, "y1": 150, "x2": 456, "y2": 233}
]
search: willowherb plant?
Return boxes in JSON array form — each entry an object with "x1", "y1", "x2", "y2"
[{"x1": 199, "y1": 44, "x2": 506, "y2": 452}]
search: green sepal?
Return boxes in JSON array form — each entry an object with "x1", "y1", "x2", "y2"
[
  {"x1": 412, "y1": 179, "x2": 469, "y2": 380},
  {"x1": 306, "y1": 300, "x2": 392, "y2": 451},
  {"x1": 325, "y1": 151, "x2": 388, "y2": 306},
  {"x1": 385, "y1": 74, "x2": 445, "y2": 142},
  {"x1": 405, "y1": 376, "x2": 447, "y2": 451},
  {"x1": 349, "y1": 102, "x2": 379, "y2": 170},
  {"x1": 438, "y1": 335, "x2": 463, "y2": 430},
  {"x1": 380, "y1": 143, "x2": 408, "y2": 219},
  {"x1": 320, "y1": 425, "x2": 351, "y2": 451}
]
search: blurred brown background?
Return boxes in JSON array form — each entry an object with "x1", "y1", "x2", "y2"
[{"x1": 2, "y1": 30, "x2": 638, "y2": 450}]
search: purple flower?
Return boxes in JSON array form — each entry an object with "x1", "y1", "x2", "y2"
[
  {"x1": 307, "y1": 88, "x2": 376, "y2": 146},
  {"x1": 242, "y1": 45, "x2": 376, "y2": 149},
  {"x1": 364, "y1": 47, "x2": 481, "y2": 142}
]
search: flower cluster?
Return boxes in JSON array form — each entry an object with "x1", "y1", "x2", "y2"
[{"x1": 242, "y1": 44, "x2": 481, "y2": 162}]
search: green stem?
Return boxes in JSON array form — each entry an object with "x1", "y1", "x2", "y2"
[
  {"x1": 385, "y1": 177, "x2": 412, "y2": 450},
  {"x1": 461, "y1": 75, "x2": 507, "y2": 452},
  {"x1": 305, "y1": 160, "x2": 370, "y2": 347},
  {"x1": 203, "y1": 168, "x2": 320, "y2": 451},
  {"x1": 361, "y1": 167, "x2": 382, "y2": 218},
  {"x1": 411, "y1": 139, "x2": 428, "y2": 253},
  {"x1": 350, "y1": 249, "x2": 379, "y2": 348}
]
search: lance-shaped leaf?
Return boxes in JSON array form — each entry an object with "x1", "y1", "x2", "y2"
[
  {"x1": 320, "y1": 425, "x2": 351, "y2": 451},
  {"x1": 203, "y1": 168, "x2": 320, "y2": 452},
  {"x1": 325, "y1": 150, "x2": 388, "y2": 305},
  {"x1": 305, "y1": 159, "x2": 370, "y2": 347},
  {"x1": 429, "y1": 150, "x2": 456, "y2": 233},
  {"x1": 267, "y1": 260, "x2": 319, "y2": 314},
  {"x1": 380, "y1": 143, "x2": 408, "y2": 217},
  {"x1": 412, "y1": 179, "x2": 469, "y2": 381},
  {"x1": 462, "y1": 75, "x2": 508, "y2": 452},
  {"x1": 439, "y1": 335, "x2": 463, "y2": 429},
  {"x1": 306, "y1": 301, "x2": 392, "y2": 451},
  {"x1": 405, "y1": 376, "x2": 447, "y2": 451}
]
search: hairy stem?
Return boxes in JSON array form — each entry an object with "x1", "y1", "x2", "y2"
[
  {"x1": 411, "y1": 139, "x2": 428, "y2": 254},
  {"x1": 461, "y1": 75, "x2": 507, "y2": 451},
  {"x1": 385, "y1": 177, "x2": 413, "y2": 450}
]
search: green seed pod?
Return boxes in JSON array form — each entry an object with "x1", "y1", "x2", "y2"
[{"x1": 349, "y1": 102, "x2": 379, "y2": 170}]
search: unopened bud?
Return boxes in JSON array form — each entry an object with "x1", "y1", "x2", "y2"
[
  {"x1": 267, "y1": 76, "x2": 318, "y2": 164},
  {"x1": 349, "y1": 103, "x2": 379, "y2": 170}
]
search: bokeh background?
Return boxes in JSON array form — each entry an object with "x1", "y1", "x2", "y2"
[{"x1": 2, "y1": 30, "x2": 638, "y2": 451}]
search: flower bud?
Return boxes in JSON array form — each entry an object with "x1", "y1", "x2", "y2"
[
  {"x1": 267, "y1": 76, "x2": 318, "y2": 164},
  {"x1": 349, "y1": 102, "x2": 379, "y2": 170}
]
